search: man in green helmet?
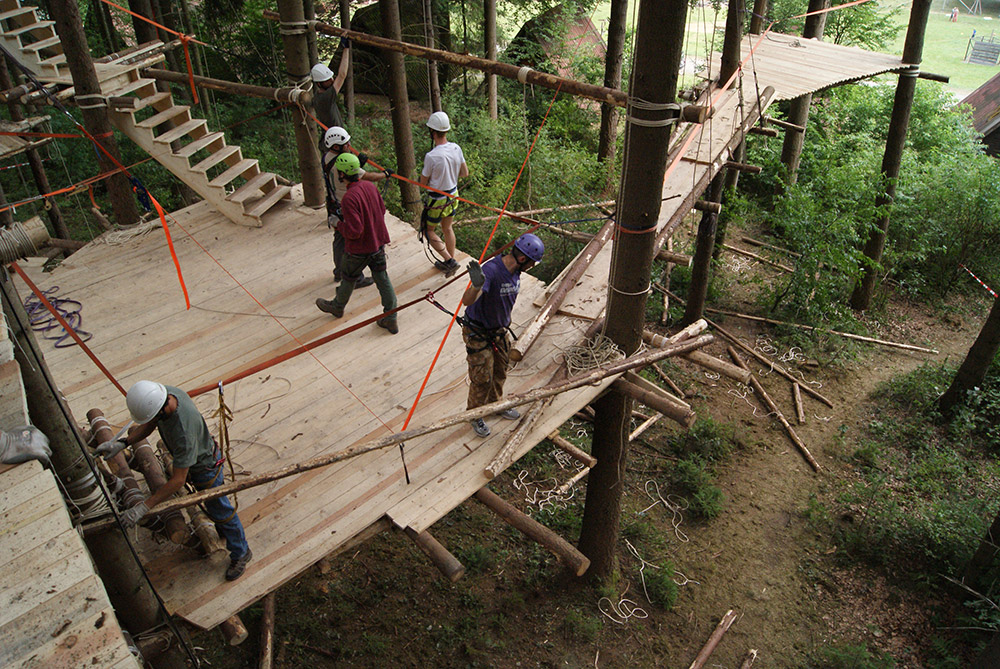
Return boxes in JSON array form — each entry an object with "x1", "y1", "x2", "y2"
[{"x1": 315, "y1": 153, "x2": 399, "y2": 334}]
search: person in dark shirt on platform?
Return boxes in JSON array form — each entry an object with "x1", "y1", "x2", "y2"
[
  {"x1": 315, "y1": 152, "x2": 399, "y2": 334},
  {"x1": 95, "y1": 380, "x2": 252, "y2": 581},
  {"x1": 461, "y1": 233, "x2": 545, "y2": 437}
]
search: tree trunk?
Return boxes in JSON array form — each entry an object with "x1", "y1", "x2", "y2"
[
  {"x1": 484, "y1": 0, "x2": 497, "y2": 119},
  {"x1": 379, "y1": 0, "x2": 419, "y2": 214},
  {"x1": 779, "y1": 0, "x2": 829, "y2": 185},
  {"x1": 461, "y1": 0, "x2": 469, "y2": 96},
  {"x1": 304, "y1": 0, "x2": 319, "y2": 67},
  {"x1": 277, "y1": 0, "x2": 325, "y2": 207},
  {"x1": 963, "y1": 501, "x2": 1000, "y2": 589},
  {"x1": 49, "y1": 0, "x2": 138, "y2": 227},
  {"x1": 153, "y1": 0, "x2": 184, "y2": 79},
  {"x1": 850, "y1": 0, "x2": 931, "y2": 311},
  {"x1": 749, "y1": 0, "x2": 768, "y2": 35},
  {"x1": 577, "y1": 0, "x2": 687, "y2": 579},
  {"x1": 127, "y1": 0, "x2": 159, "y2": 45},
  {"x1": 0, "y1": 57, "x2": 68, "y2": 238},
  {"x1": 597, "y1": 0, "x2": 627, "y2": 193},
  {"x1": 720, "y1": 0, "x2": 743, "y2": 87},
  {"x1": 684, "y1": 174, "x2": 725, "y2": 325},
  {"x1": 101, "y1": 0, "x2": 123, "y2": 51},
  {"x1": 339, "y1": 0, "x2": 355, "y2": 125},
  {"x1": 713, "y1": 140, "x2": 744, "y2": 259},
  {"x1": 423, "y1": 0, "x2": 442, "y2": 111},
  {"x1": 939, "y1": 295, "x2": 1000, "y2": 416}
]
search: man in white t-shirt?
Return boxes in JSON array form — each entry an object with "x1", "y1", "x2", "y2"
[{"x1": 419, "y1": 111, "x2": 468, "y2": 275}]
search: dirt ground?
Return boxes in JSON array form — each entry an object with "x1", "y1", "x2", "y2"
[{"x1": 195, "y1": 232, "x2": 990, "y2": 668}]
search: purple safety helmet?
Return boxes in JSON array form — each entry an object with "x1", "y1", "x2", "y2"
[{"x1": 513, "y1": 233, "x2": 544, "y2": 263}]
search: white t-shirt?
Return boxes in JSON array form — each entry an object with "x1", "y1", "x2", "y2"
[{"x1": 421, "y1": 142, "x2": 466, "y2": 195}]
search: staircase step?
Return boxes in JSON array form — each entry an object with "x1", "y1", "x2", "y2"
[
  {"x1": 228, "y1": 172, "x2": 277, "y2": 204},
  {"x1": 154, "y1": 118, "x2": 206, "y2": 144},
  {"x1": 244, "y1": 185, "x2": 292, "y2": 220},
  {"x1": 136, "y1": 105, "x2": 189, "y2": 129},
  {"x1": 190, "y1": 145, "x2": 240, "y2": 173},
  {"x1": 107, "y1": 77, "x2": 156, "y2": 97},
  {"x1": 38, "y1": 53, "x2": 66, "y2": 67},
  {"x1": 209, "y1": 158, "x2": 258, "y2": 188},
  {"x1": 0, "y1": 7, "x2": 37, "y2": 22},
  {"x1": 22, "y1": 35, "x2": 60, "y2": 52},
  {"x1": 133, "y1": 91, "x2": 171, "y2": 112},
  {"x1": 7, "y1": 21, "x2": 50, "y2": 37},
  {"x1": 174, "y1": 131, "x2": 224, "y2": 158}
]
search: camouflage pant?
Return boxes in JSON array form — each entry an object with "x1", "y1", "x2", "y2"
[{"x1": 463, "y1": 325, "x2": 509, "y2": 410}]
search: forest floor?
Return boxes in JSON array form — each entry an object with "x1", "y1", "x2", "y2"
[{"x1": 195, "y1": 222, "x2": 990, "y2": 668}]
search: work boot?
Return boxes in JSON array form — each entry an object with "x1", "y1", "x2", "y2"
[
  {"x1": 499, "y1": 407, "x2": 520, "y2": 420},
  {"x1": 316, "y1": 298, "x2": 344, "y2": 318},
  {"x1": 434, "y1": 259, "x2": 450, "y2": 273},
  {"x1": 225, "y1": 547, "x2": 252, "y2": 581},
  {"x1": 471, "y1": 418, "x2": 491, "y2": 437},
  {"x1": 354, "y1": 276, "x2": 375, "y2": 288},
  {"x1": 444, "y1": 258, "x2": 460, "y2": 277},
  {"x1": 377, "y1": 317, "x2": 399, "y2": 334}
]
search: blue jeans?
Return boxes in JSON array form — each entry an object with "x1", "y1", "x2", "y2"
[{"x1": 189, "y1": 466, "x2": 249, "y2": 562}]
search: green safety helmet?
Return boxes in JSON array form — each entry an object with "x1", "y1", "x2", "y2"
[{"x1": 334, "y1": 152, "x2": 361, "y2": 176}]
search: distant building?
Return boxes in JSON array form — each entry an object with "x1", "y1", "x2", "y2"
[{"x1": 962, "y1": 72, "x2": 1000, "y2": 156}]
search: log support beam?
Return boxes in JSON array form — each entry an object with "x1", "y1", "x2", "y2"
[{"x1": 404, "y1": 527, "x2": 466, "y2": 582}]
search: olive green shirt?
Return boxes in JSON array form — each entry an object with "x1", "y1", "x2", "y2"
[{"x1": 157, "y1": 386, "x2": 216, "y2": 472}]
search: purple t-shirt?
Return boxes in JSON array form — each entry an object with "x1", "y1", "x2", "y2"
[{"x1": 464, "y1": 256, "x2": 519, "y2": 330}]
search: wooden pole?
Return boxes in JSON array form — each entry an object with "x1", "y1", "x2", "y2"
[
  {"x1": 851, "y1": 0, "x2": 931, "y2": 311},
  {"x1": 740, "y1": 649, "x2": 759, "y2": 668},
  {"x1": 219, "y1": 614, "x2": 249, "y2": 646},
  {"x1": 378, "y1": 0, "x2": 419, "y2": 215},
  {"x1": 629, "y1": 413, "x2": 661, "y2": 442},
  {"x1": 404, "y1": 527, "x2": 466, "y2": 581},
  {"x1": 82, "y1": 334, "x2": 715, "y2": 531},
  {"x1": 127, "y1": 0, "x2": 159, "y2": 44},
  {"x1": 547, "y1": 431, "x2": 597, "y2": 468},
  {"x1": 87, "y1": 409, "x2": 145, "y2": 510},
  {"x1": 598, "y1": 0, "x2": 628, "y2": 190},
  {"x1": 484, "y1": 398, "x2": 551, "y2": 478},
  {"x1": 579, "y1": 0, "x2": 688, "y2": 579},
  {"x1": 457, "y1": 200, "x2": 616, "y2": 226},
  {"x1": 749, "y1": 0, "x2": 768, "y2": 34},
  {"x1": 683, "y1": 350, "x2": 752, "y2": 384},
  {"x1": 688, "y1": 609, "x2": 738, "y2": 669},
  {"x1": 484, "y1": 0, "x2": 497, "y2": 119},
  {"x1": 510, "y1": 218, "x2": 615, "y2": 362},
  {"x1": 652, "y1": 363, "x2": 685, "y2": 397},
  {"x1": 339, "y1": 0, "x2": 355, "y2": 125},
  {"x1": 275, "y1": 0, "x2": 324, "y2": 207},
  {"x1": 728, "y1": 347, "x2": 821, "y2": 471},
  {"x1": 422, "y1": 0, "x2": 441, "y2": 111},
  {"x1": 474, "y1": 487, "x2": 590, "y2": 576},
  {"x1": 612, "y1": 379, "x2": 695, "y2": 427},
  {"x1": 792, "y1": 383, "x2": 806, "y2": 424},
  {"x1": 722, "y1": 243, "x2": 795, "y2": 273},
  {"x1": 130, "y1": 438, "x2": 192, "y2": 544},
  {"x1": 684, "y1": 172, "x2": 725, "y2": 325},
  {"x1": 142, "y1": 68, "x2": 313, "y2": 104},
  {"x1": 259, "y1": 593, "x2": 276, "y2": 669}
]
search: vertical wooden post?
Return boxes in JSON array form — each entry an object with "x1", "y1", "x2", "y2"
[
  {"x1": 685, "y1": 0, "x2": 741, "y2": 324},
  {"x1": 304, "y1": 0, "x2": 319, "y2": 67},
  {"x1": 748, "y1": 0, "x2": 768, "y2": 35},
  {"x1": 48, "y1": 0, "x2": 139, "y2": 227},
  {"x1": 850, "y1": 0, "x2": 931, "y2": 311},
  {"x1": 779, "y1": 0, "x2": 829, "y2": 185},
  {"x1": 484, "y1": 0, "x2": 497, "y2": 119},
  {"x1": 127, "y1": 0, "x2": 159, "y2": 45},
  {"x1": 598, "y1": 0, "x2": 627, "y2": 193},
  {"x1": 339, "y1": 0, "x2": 355, "y2": 125},
  {"x1": 423, "y1": 0, "x2": 442, "y2": 111},
  {"x1": 276, "y1": 0, "x2": 326, "y2": 207},
  {"x1": 379, "y1": 0, "x2": 419, "y2": 214},
  {"x1": 259, "y1": 593, "x2": 276, "y2": 669},
  {"x1": 577, "y1": 0, "x2": 688, "y2": 578}
]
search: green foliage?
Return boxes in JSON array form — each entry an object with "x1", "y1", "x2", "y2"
[
  {"x1": 767, "y1": 0, "x2": 901, "y2": 51},
  {"x1": 561, "y1": 609, "x2": 602, "y2": 641},
  {"x1": 810, "y1": 642, "x2": 896, "y2": 669},
  {"x1": 643, "y1": 564, "x2": 679, "y2": 609}
]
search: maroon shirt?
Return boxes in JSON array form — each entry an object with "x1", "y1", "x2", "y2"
[{"x1": 340, "y1": 180, "x2": 390, "y2": 255}]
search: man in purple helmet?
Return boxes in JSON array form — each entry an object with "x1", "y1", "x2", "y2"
[{"x1": 461, "y1": 233, "x2": 544, "y2": 437}]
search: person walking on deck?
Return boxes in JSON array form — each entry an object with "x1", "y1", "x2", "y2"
[
  {"x1": 419, "y1": 111, "x2": 468, "y2": 275},
  {"x1": 95, "y1": 381, "x2": 253, "y2": 581},
  {"x1": 461, "y1": 233, "x2": 544, "y2": 437},
  {"x1": 316, "y1": 153, "x2": 399, "y2": 334}
]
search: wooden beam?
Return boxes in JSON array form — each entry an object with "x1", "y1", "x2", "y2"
[
  {"x1": 547, "y1": 431, "x2": 597, "y2": 468},
  {"x1": 484, "y1": 397, "x2": 551, "y2": 478},
  {"x1": 722, "y1": 243, "x2": 795, "y2": 273},
  {"x1": 762, "y1": 115, "x2": 805, "y2": 132},
  {"x1": 81, "y1": 333, "x2": 716, "y2": 533},
  {"x1": 259, "y1": 593, "x2": 276, "y2": 669},
  {"x1": 474, "y1": 487, "x2": 590, "y2": 576},
  {"x1": 747, "y1": 126, "x2": 779, "y2": 137},
  {"x1": 403, "y1": 527, "x2": 465, "y2": 582},
  {"x1": 219, "y1": 614, "x2": 249, "y2": 646},
  {"x1": 688, "y1": 609, "x2": 738, "y2": 669},
  {"x1": 792, "y1": 382, "x2": 806, "y2": 425},
  {"x1": 457, "y1": 200, "x2": 616, "y2": 226},
  {"x1": 142, "y1": 67, "x2": 313, "y2": 105},
  {"x1": 612, "y1": 378, "x2": 695, "y2": 428}
]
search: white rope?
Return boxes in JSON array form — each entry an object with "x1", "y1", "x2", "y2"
[
  {"x1": 637, "y1": 480, "x2": 689, "y2": 543},
  {"x1": 517, "y1": 65, "x2": 532, "y2": 84},
  {"x1": 99, "y1": 218, "x2": 161, "y2": 246}
]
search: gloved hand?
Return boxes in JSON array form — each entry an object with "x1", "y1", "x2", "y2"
[
  {"x1": 468, "y1": 260, "x2": 484, "y2": 289},
  {"x1": 357, "y1": 152, "x2": 368, "y2": 168},
  {"x1": 341, "y1": 36, "x2": 351, "y2": 50},
  {"x1": 383, "y1": 168, "x2": 395, "y2": 179},
  {"x1": 0, "y1": 426, "x2": 51, "y2": 465},
  {"x1": 95, "y1": 438, "x2": 129, "y2": 460},
  {"x1": 327, "y1": 213, "x2": 339, "y2": 229},
  {"x1": 120, "y1": 501, "x2": 149, "y2": 529}
]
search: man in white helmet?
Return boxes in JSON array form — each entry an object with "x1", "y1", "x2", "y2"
[
  {"x1": 310, "y1": 38, "x2": 352, "y2": 134},
  {"x1": 95, "y1": 381, "x2": 252, "y2": 581},
  {"x1": 322, "y1": 125, "x2": 393, "y2": 288},
  {"x1": 419, "y1": 110, "x2": 468, "y2": 275}
]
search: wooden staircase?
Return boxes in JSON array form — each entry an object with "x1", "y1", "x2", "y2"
[
  {"x1": 104, "y1": 73, "x2": 292, "y2": 227},
  {"x1": 0, "y1": 0, "x2": 69, "y2": 81}
]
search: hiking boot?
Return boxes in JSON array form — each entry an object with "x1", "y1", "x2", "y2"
[
  {"x1": 316, "y1": 298, "x2": 344, "y2": 318},
  {"x1": 377, "y1": 318, "x2": 399, "y2": 334},
  {"x1": 354, "y1": 276, "x2": 375, "y2": 288},
  {"x1": 499, "y1": 407, "x2": 520, "y2": 420},
  {"x1": 471, "y1": 418, "x2": 491, "y2": 438},
  {"x1": 434, "y1": 259, "x2": 450, "y2": 273},
  {"x1": 444, "y1": 258, "x2": 460, "y2": 276},
  {"x1": 225, "y1": 548, "x2": 252, "y2": 581}
]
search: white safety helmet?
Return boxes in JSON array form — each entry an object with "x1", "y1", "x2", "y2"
[
  {"x1": 311, "y1": 63, "x2": 334, "y2": 83},
  {"x1": 426, "y1": 110, "x2": 451, "y2": 132},
  {"x1": 324, "y1": 126, "x2": 351, "y2": 150},
  {"x1": 126, "y1": 380, "x2": 167, "y2": 424}
]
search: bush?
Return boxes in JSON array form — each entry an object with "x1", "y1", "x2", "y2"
[{"x1": 643, "y1": 564, "x2": 679, "y2": 609}]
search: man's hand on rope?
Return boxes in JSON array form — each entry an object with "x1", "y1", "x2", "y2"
[
  {"x1": 468, "y1": 260, "x2": 485, "y2": 289},
  {"x1": 96, "y1": 438, "x2": 129, "y2": 460},
  {"x1": 120, "y1": 501, "x2": 149, "y2": 529}
]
